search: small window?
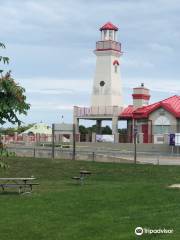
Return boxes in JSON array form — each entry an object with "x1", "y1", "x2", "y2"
[
  {"x1": 153, "y1": 125, "x2": 170, "y2": 134},
  {"x1": 104, "y1": 30, "x2": 107, "y2": 40},
  {"x1": 114, "y1": 65, "x2": 118, "y2": 73},
  {"x1": 113, "y1": 60, "x2": 119, "y2": 73},
  {"x1": 100, "y1": 81, "x2": 105, "y2": 87}
]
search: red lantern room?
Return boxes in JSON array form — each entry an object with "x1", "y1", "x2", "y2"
[
  {"x1": 96, "y1": 22, "x2": 122, "y2": 52},
  {"x1": 100, "y1": 22, "x2": 118, "y2": 41}
]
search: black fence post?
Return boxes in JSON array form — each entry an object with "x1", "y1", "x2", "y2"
[
  {"x1": 52, "y1": 124, "x2": 55, "y2": 159},
  {"x1": 33, "y1": 147, "x2": 36, "y2": 158},
  {"x1": 92, "y1": 151, "x2": 95, "y2": 162},
  {"x1": 72, "y1": 124, "x2": 76, "y2": 160},
  {"x1": 134, "y1": 126, "x2": 138, "y2": 164}
]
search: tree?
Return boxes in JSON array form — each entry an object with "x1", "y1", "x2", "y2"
[
  {"x1": 0, "y1": 43, "x2": 30, "y2": 125},
  {"x1": 79, "y1": 125, "x2": 88, "y2": 134},
  {"x1": 79, "y1": 125, "x2": 112, "y2": 134},
  {"x1": 0, "y1": 43, "x2": 30, "y2": 168},
  {"x1": 0, "y1": 42, "x2": 9, "y2": 74}
]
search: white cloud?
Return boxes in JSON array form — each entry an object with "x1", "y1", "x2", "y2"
[
  {"x1": 124, "y1": 77, "x2": 180, "y2": 94},
  {"x1": 148, "y1": 43, "x2": 174, "y2": 54},
  {"x1": 19, "y1": 77, "x2": 92, "y2": 95},
  {"x1": 1, "y1": 0, "x2": 180, "y2": 125},
  {"x1": 122, "y1": 58, "x2": 154, "y2": 68},
  {"x1": 30, "y1": 101, "x2": 73, "y2": 110},
  {"x1": 20, "y1": 76, "x2": 180, "y2": 113}
]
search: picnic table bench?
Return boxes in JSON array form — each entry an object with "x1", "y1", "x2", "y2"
[
  {"x1": 0, "y1": 178, "x2": 39, "y2": 194},
  {"x1": 72, "y1": 170, "x2": 91, "y2": 184}
]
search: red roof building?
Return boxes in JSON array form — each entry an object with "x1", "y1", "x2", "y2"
[
  {"x1": 120, "y1": 95, "x2": 180, "y2": 119},
  {"x1": 119, "y1": 92, "x2": 180, "y2": 144}
]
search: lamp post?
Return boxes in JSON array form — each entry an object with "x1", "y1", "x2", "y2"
[{"x1": 134, "y1": 126, "x2": 138, "y2": 164}]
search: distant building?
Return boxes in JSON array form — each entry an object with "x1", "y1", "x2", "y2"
[{"x1": 22, "y1": 123, "x2": 52, "y2": 135}]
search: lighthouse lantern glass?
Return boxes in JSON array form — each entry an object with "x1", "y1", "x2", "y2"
[
  {"x1": 109, "y1": 30, "x2": 113, "y2": 40},
  {"x1": 102, "y1": 29, "x2": 116, "y2": 41}
]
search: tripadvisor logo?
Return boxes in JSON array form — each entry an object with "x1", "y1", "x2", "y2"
[
  {"x1": 135, "y1": 226, "x2": 174, "y2": 236},
  {"x1": 135, "y1": 227, "x2": 143, "y2": 236}
]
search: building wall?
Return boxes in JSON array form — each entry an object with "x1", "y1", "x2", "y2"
[
  {"x1": 133, "y1": 99, "x2": 149, "y2": 107},
  {"x1": 177, "y1": 119, "x2": 180, "y2": 133},
  {"x1": 149, "y1": 107, "x2": 177, "y2": 133},
  {"x1": 149, "y1": 107, "x2": 177, "y2": 143}
]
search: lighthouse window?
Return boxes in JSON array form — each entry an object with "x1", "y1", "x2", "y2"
[
  {"x1": 109, "y1": 30, "x2": 113, "y2": 40},
  {"x1": 104, "y1": 30, "x2": 107, "y2": 40},
  {"x1": 114, "y1": 65, "x2": 118, "y2": 73},
  {"x1": 100, "y1": 81, "x2": 105, "y2": 87}
]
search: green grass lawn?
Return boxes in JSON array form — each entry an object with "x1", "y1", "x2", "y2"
[{"x1": 0, "y1": 157, "x2": 180, "y2": 240}]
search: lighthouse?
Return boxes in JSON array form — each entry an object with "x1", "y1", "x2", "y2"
[
  {"x1": 73, "y1": 22, "x2": 123, "y2": 142},
  {"x1": 91, "y1": 22, "x2": 123, "y2": 107}
]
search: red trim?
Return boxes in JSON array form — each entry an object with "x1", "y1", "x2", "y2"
[
  {"x1": 97, "y1": 40, "x2": 118, "y2": 43},
  {"x1": 132, "y1": 94, "x2": 150, "y2": 100},
  {"x1": 133, "y1": 87, "x2": 149, "y2": 90},
  {"x1": 96, "y1": 48, "x2": 121, "y2": 52},
  {"x1": 113, "y1": 60, "x2": 119, "y2": 65},
  {"x1": 100, "y1": 22, "x2": 118, "y2": 31}
]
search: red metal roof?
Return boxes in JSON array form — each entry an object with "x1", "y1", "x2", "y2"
[
  {"x1": 120, "y1": 105, "x2": 134, "y2": 119},
  {"x1": 100, "y1": 22, "x2": 118, "y2": 31},
  {"x1": 120, "y1": 95, "x2": 180, "y2": 119}
]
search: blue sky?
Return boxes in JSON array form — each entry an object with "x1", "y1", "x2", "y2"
[{"x1": 1, "y1": 0, "x2": 180, "y2": 126}]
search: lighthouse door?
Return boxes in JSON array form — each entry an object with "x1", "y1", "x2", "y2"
[{"x1": 142, "y1": 124, "x2": 148, "y2": 143}]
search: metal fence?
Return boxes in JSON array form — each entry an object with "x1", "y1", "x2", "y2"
[{"x1": 6, "y1": 146, "x2": 180, "y2": 165}]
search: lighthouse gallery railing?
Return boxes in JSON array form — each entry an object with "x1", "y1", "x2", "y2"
[{"x1": 74, "y1": 106, "x2": 122, "y2": 117}]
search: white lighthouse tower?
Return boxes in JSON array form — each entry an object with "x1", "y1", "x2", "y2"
[
  {"x1": 91, "y1": 22, "x2": 123, "y2": 107},
  {"x1": 73, "y1": 22, "x2": 123, "y2": 142}
]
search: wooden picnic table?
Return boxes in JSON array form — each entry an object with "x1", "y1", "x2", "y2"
[{"x1": 0, "y1": 177, "x2": 39, "y2": 194}]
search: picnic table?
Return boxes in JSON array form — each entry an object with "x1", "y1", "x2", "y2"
[
  {"x1": 80, "y1": 170, "x2": 91, "y2": 178},
  {"x1": 72, "y1": 170, "x2": 91, "y2": 184},
  {"x1": 0, "y1": 177, "x2": 39, "y2": 194}
]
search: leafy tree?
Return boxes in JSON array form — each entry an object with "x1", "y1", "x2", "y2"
[
  {"x1": 79, "y1": 125, "x2": 128, "y2": 135},
  {"x1": 102, "y1": 125, "x2": 112, "y2": 134},
  {"x1": 0, "y1": 42, "x2": 30, "y2": 168},
  {"x1": 79, "y1": 125, "x2": 112, "y2": 134},
  {"x1": 79, "y1": 125, "x2": 88, "y2": 134},
  {"x1": 0, "y1": 43, "x2": 30, "y2": 125},
  {"x1": 0, "y1": 42, "x2": 9, "y2": 75}
]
